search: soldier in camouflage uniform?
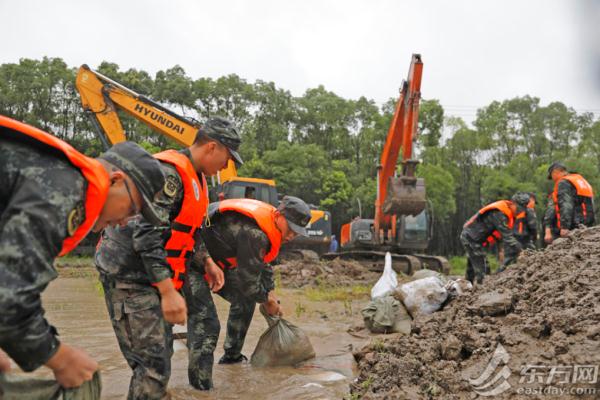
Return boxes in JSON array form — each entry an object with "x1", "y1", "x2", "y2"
[
  {"x1": 0, "y1": 115, "x2": 165, "y2": 389},
  {"x1": 461, "y1": 194, "x2": 528, "y2": 283},
  {"x1": 543, "y1": 195, "x2": 560, "y2": 244},
  {"x1": 513, "y1": 192, "x2": 538, "y2": 250},
  {"x1": 544, "y1": 162, "x2": 595, "y2": 244},
  {"x1": 184, "y1": 196, "x2": 312, "y2": 390},
  {"x1": 95, "y1": 117, "x2": 242, "y2": 400}
]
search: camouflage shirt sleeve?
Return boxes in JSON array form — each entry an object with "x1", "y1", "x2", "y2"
[
  {"x1": 0, "y1": 141, "x2": 86, "y2": 371},
  {"x1": 526, "y1": 208, "x2": 538, "y2": 240},
  {"x1": 557, "y1": 180, "x2": 576, "y2": 229},
  {"x1": 489, "y1": 211, "x2": 521, "y2": 253},
  {"x1": 543, "y1": 197, "x2": 556, "y2": 229},
  {"x1": 234, "y1": 224, "x2": 273, "y2": 303},
  {"x1": 132, "y1": 162, "x2": 184, "y2": 284}
]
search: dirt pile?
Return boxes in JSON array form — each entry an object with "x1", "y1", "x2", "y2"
[
  {"x1": 351, "y1": 227, "x2": 600, "y2": 399},
  {"x1": 275, "y1": 258, "x2": 381, "y2": 288}
]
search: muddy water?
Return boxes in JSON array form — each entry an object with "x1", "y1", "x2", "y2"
[{"x1": 26, "y1": 275, "x2": 371, "y2": 399}]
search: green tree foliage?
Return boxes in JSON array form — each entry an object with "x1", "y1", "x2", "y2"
[{"x1": 1, "y1": 58, "x2": 598, "y2": 256}]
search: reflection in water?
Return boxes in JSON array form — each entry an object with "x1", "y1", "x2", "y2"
[{"x1": 28, "y1": 276, "x2": 370, "y2": 399}]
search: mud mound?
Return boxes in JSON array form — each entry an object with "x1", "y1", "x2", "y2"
[
  {"x1": 351, "y1": 227, "x2": 600, "y2": 399},
  {"x1": 275, "y1": 258, "x2": 380, "y2": 288}
]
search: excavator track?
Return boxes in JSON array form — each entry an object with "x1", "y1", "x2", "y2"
[
  {"x1": 321, "y1": 250, "x2": 423, "y2": 275},
  {"x1": 321, "y1": 250, "x2": 449, "y2": 275},
  {"x1": 413, "y1": 254, "x2": 451, "y2": 274}
]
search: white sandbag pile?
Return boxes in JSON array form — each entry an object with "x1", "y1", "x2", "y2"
[{"x1": 362, "y1": 253, "x2": 472, "y2": 333}]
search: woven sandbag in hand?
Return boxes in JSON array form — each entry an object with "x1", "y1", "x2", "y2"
[{"x1": 250, "y1": 304, "x2": 315, "y2": 367}]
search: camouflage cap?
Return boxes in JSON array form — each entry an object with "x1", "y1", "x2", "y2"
[
  {"x1": 547, "y1": 161, "x2": 567, "y2": 180},
  {"x1": 201, "y1": 116, "x2": 243, "y2": 165},
  {"x1": 277, "y1": 196, "x2": 312, "y2": 236},
  {"x1": 99, "y1": 141, "x2": 167, "y2": 226},
  {"x1": 511, "y1": 191, "x2": 531, "y2": 208}
]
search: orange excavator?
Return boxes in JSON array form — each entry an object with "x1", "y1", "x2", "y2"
[{"x1": 323, "y1": 54, "x2": 449, "y2": 274}]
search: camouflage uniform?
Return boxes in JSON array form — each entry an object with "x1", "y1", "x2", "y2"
[
  {"x1": 552, "y1": 179, "x2": 595, "y2": 230},
  {"x1": 514, "y1": 207, "x2": 538, "y2": 250},
  {"x1": 184, "y1": 212, "x2": 274, "y2": 390},
  {"x1": 461, "y1": 209, "x2": 521, "y2": 283},
  {"x1": 96, "y1": 149, "x2": 202, "y2": 400},
  {"x1": 0, "y1": 139, "x2": 86, "y2": 372},
  {"x1": 543, "y1": 195, "x2": 560, "y2": 241}
]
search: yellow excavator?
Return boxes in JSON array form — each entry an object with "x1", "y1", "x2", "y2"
[{"x1": 75, "y1": 64, "x2": 332, "y2": 257}]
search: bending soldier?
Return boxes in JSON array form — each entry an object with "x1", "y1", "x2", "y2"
[
  {"x1": 545, "y1": 162, "x2": 595, "y2": 243},
  {"x1": 95, "y1": 117, "x2": 242, "y2": 400},
  {"x1": 185, "y1": 196, "x2": 312, "y2": 390},
  {"x1": 0, "y1": 115, "x2": 165, "y2": 388},
  {"x1": 461, "y1": 194, "x2": 528, "y2": 283}
]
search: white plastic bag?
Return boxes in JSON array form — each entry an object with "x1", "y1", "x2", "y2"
[
  {"x1": 371, "y1": 252, "x2": 398, "y2": 299},
  {"x1": 395, "y1": 276, "x2": 448, "y2": 317}
]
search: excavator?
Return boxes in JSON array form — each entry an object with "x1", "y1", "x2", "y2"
[
  {"x1": 322, "y1": 54, "x2": 449, "y2": 275},
  {"x1": 74, "y1": 64, "x2": 331, "y2": 257}
]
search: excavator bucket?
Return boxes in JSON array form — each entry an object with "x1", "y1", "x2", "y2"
[
  {"x1": 383, "y1": 160, "x2": 427, "y2": 216},
  {"x1": 383, "y1": 176, "x2": 427, "y2": 216}
]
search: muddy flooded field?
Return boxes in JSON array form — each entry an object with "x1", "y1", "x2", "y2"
[{"x1": 15, "y1": 265, "x2": 377, "y2": 399}]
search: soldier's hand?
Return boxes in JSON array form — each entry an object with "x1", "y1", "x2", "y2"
[
  {"x1": 205, "y1": 257, "x2": 225, "y2": 292},
  {"x1": 263, "y1": 292, "x2": 282, "y2": 316},
  {"x1": 161, "y1": 290, "x2": 187, "y2": 325},
  {"x1": 46, "y1": 343, "x2": 98, "y2": 388},
  {"x1": 560, "y1": 229, "x2": 570, "y2": 237},
  {"x1": 0, "y1": 349, "x2": 11, "y2": 372}
]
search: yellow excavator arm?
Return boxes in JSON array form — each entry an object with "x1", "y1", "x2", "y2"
[
  {"x1": 75, "y1": 64, "x2": 267, "y2": 187},
  {"x1": 75, "y1": 64, "x2": 198, "y2": 148}
]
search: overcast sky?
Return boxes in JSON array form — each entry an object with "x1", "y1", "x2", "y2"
[{"x1": 2, "y1": 0, "x2": 600, "y2": 122}]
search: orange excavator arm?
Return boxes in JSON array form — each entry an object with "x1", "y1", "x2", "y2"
[{"x1": 373, "y1": 54, "x2": 424, "y2": 239}]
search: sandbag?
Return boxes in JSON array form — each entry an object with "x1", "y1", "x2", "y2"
[
  {"x1": 410, "y1": 268, "x2": 448, "y2": 283},
  {"x1": 0, "y1": 371, "x2": 101, "y2": 400},
  {"x1": 371, "y1": 252, "x2": 398, "y2": 299},
  {"x1": 361, "y1": 295, "x2": 412, "y2": 334},
  {"x1": 394, "y1": 276, "x2": 448, "y2": 318},
  {"x1": 445, "y1": 278, "x2": 473, "y2": 299},
  {"x1": 251, "y1": 305, "x2": 315, "y2": 367}
]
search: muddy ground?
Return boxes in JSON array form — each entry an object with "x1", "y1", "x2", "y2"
[
  {"x1": 351, "y1": 227, "x2": 600, "y2": 399},
  {"x1": 275, "y1": 258, "x2": 383, "y2": 288},
  {"x1": 10, "y1": 260, "x2": 381, "y2": 399}
]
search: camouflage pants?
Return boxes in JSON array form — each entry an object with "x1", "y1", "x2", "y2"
[
  {"x1": 183, "y1": 264, "x2": 255, "y2": 390},
  {"x1": 101, "y1": 276, "x2": 173, "y2": 400},
  {"x1": 460, "y1": 232, "x2": 488, "y2": 284}
]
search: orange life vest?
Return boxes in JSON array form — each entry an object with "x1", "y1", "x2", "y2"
[
  {"x1": 514, "y1": 210, "x2": 527, "y2": 236},
  {"x1": 0, "y1": 115, "x2": 110, "y2": 256},
  {"x1": 552, "y1": 174, "x2": 594, "y2": 229},
  {"x1": 154, "y1": 150, "x2": 208, "y2": 290},
  {"x1": 210, "y1": 199, "x2": 283, "y2": 269},
  {"x1": 465, "y1": 200, "x2": 515, "y2": 246}
]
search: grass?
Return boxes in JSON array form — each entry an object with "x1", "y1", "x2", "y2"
[
  {"x1": 449, "y1": 254, "x2": 500, "y2": 276},
  {"x1": 54, "y1": 255, "x2": 98, "y2": 278},
  {"x1": 304, "y1": 284, "x2": 371, "y2": 302},
  {"x1": 54, "y1": 255, "x2": 94, "y2": 268}
]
